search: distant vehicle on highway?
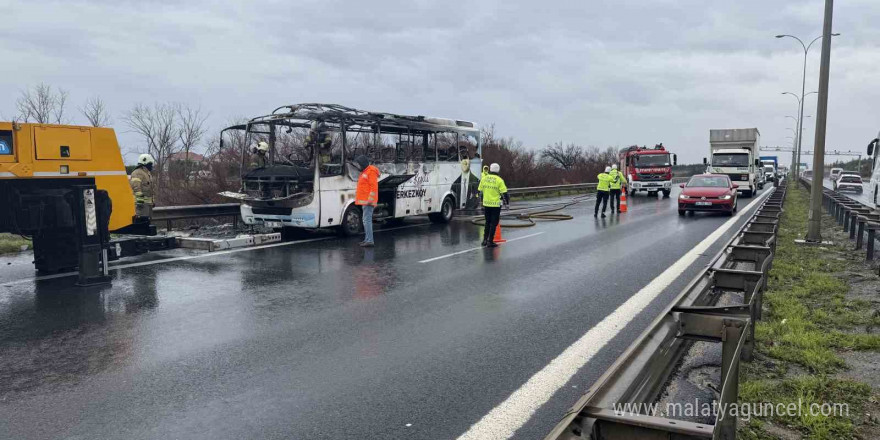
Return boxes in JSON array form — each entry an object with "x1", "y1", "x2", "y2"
[
  {"x1": 705, "y1": 128, "x2": 762, "y2": 197},
  {"x1": 829, "y1": 167, "x2": 843, "y2": 181},
  {"x1": 801, "y1": 169, "x2": 813, "y2": 180},
  {"x1": 678, "y1": 174, "x2": 738, "y2": 216},
  {"x1": 759, "y1": 156, "x2": 778, "y2": 183},
  {"x1": 618, "y1": 144, "x2": 677, "y2": 198},
  {"x1": 762, "y1": 164, "x2": 776, "y2": 183},
  {"x1": 833, "y1": 174, "x2": 864, "y2": 193},
  {"x1": 219, "y1": 103, "x2": 482, "y2": 236}
]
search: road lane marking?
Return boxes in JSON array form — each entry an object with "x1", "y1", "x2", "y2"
[
  {"x1": 1, "y1": 222, "x2": 433, "y2": 287},
  {"x1": 456, "y1": 189, "x2": 773, "y2": 440},
  {"x1": 418, "y1": 232, "x2": 546, "y2": 263}
]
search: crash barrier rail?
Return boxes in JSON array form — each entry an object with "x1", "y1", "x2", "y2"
[
  {"x1": 545, "y1": 182, "x2": 787, "y2": 440},
  {"x1": 151, "y1": 178, "x2": 694, "y2": 229},
  {"x1": 508, "y1": 177, "x2": 690, "y2": 199},
  {"x1": 800, "y1": 177, "x2": 880, "y2": 266},
  {"x1": 152, "y1": 203, "x2": 241, "y2": 230}
]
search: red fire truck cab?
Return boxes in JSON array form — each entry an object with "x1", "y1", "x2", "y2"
[{"x1": 619, "y1": 144, "x2": 677, "y2": 198}]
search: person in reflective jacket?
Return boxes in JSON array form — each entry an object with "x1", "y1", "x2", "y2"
[
  {"x1": 354, "y1": 155, "x2": 380, "y2": 247},
  {"x1": 595, "y1": 166, "x2": 612, "y2": 218},
  {"x1": 478, "y1": 163, "x2": 509, "y2": 247},
  {"x1": 608, "y1": 164, "x2": 626, "y2": 213}
]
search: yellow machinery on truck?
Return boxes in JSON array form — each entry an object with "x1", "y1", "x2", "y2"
[{"x1": 0, "y1": 122, "x2": 165, "y2": 280}]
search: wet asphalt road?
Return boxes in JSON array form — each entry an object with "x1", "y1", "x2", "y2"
[{"x1": 1, "y1": 186, "x2": 771, "y2": 440}]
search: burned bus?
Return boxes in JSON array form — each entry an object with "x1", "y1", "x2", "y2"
[{"x1": 219, "y1": 103, "x2": 482, "y2": 235}]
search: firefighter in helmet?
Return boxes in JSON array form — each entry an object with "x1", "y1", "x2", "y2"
[{"x1": 130, "y1": 154, "x2": 155, "y2": 220}]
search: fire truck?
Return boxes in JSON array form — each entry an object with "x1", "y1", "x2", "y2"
[{"x1": 619, "y1": 144, "x2": 677, "y2": 198}]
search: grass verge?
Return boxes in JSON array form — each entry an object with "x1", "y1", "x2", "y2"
[
  {"x1": 738, "y1": 185, "x2": 880, "y2": 439},
  {"x1": 0, "y1": 233, "x2": 30, "y2": 254}
]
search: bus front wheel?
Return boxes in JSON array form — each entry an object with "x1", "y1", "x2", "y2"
[
  {"x1": 338, "y1": 205, "x2": 364, "y2": 237},
  {"x1": 429, "y1": 197, "x2": 455, "y2": 223}
]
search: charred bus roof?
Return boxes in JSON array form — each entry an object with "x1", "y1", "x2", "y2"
[{"x1": 225, "y1": 103, "x2": 480, "y2": 136}]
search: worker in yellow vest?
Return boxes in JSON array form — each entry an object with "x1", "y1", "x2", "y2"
[
  {"x1": 595, "y1": 166, "x2": 612, "y2": 218},
  {"x1": 478, "y1": 163, "x2": 509, "y2": 247},
  {"x1": 609, "y1": 164, "x2": 626, "y2": 213}
]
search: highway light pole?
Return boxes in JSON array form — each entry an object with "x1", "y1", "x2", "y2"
[
  {"x1": 806, "y1": 0, "x2": 835, "y2": 242},
  {"x1": 776, "y1": 30, "x2": 838, "y2": 178},
  {"x1": 781, "y1": 92, "x2": 818, "y2": 176},
  {"x1": 781, "y1": 93, "x2": 802, "y2": 174}
]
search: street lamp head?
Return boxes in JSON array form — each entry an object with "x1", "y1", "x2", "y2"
[
  {"x1": 832, "y1": 33, "x2": 840, "y2": 36},
  {"x1": 775, "y1": 35, "x2": 785, "y2": 38}
]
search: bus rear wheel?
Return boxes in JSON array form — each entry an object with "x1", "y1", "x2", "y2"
[
  {"x1": 338, "y1": 205, "x2": 363, "y2": 237},
  {"x1": 429, "y1": 197, "x2": 455, "y2": 223}
]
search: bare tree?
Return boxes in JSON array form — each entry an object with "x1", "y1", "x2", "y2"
[
  {"x1": 16, "y1": 83, "x2": 69, "y2": 124},
  {"x1": 53, "y1": 88, "x2": 69, "y2": 124},
  {"x1": 80, "y1": 96, "x2": 112, "y2": 127},
  {"x1": 123, "y1": 103, "x2": 181, "y2": 201},
  {"x1": 176, "y1": 105, "x2": 210, "y2": 185},
  {"x1": 541, "y1": 142, "x2": 585, "y2": 170}
]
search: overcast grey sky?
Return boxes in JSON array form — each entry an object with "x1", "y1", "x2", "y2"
[{"x1": 2, "y1": 0, "x2": 879, "y2": 164}]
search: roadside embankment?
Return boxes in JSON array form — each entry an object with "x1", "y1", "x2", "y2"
[{"x1": 0, "y1": 233, "x2": 30, "y2": 254}]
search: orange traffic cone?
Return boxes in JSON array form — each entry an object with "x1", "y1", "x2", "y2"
[
  {"x1": 619, "y1": 191, "x2": 628, "y2": 213},
  {"x1": 493, "y1": 223, "x2": 507, "y2": 243}
]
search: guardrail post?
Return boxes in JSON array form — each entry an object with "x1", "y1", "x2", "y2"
[
  {"x1": 856, "y1": 219, "x2": 866, "y2": 250},
  {"x1": 868, "y1": 227, "x2": 877, "y2": 261},
  {"x1": 718, "y1": 318, "x2": 746, "y2": 440}
]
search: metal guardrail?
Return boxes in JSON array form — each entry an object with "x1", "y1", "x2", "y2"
[
  {"x1": 508, "y1": 183, "x2": 597, "y2": 197},
  {"x1": 151, "y1": 177, "x2": 694, "y2": 226},
  {"x1": 151, "y1": 203, "x2": 241, "y2": 230},
  {"x1": 545, "y1": 181, "x2": 787, "y2": 440},
  {"x1": 801, "y1": 177, "x2": 879, "y2": 265},
  {"x1": 152, "y1": 203, "x2": 241, "y2": 222},
  {"x1": 508, "y1": 177, "x2": 689, "y2": 198}
]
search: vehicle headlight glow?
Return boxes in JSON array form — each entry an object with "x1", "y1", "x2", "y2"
[
  {"x1": 720, "y1": 195, "x2": 732, "y2": 200},
  {"x1": 679, "y1": 194, "x2": 690, "y2": 199}
]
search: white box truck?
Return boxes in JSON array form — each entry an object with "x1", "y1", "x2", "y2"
[{"x1": 705, "y1": 128, "x2": 763, "y2": 197}]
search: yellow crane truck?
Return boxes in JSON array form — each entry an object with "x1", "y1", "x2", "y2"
[{"x1": 0, "y1": 121, "x2": 170, "y2": 283}]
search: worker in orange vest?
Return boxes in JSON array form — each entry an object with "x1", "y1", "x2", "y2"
[{"x1": 354, "y1": 155, "x2": 380, "y2": 247}]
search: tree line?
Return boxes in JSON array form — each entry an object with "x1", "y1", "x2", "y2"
[{"x1": 12, "y1": 83, "x2": 700, "y2": 206}]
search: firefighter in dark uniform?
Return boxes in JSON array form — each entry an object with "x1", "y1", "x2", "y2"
[{"x1": 130, "y1": 154, "x2": 155, "y2": 220}]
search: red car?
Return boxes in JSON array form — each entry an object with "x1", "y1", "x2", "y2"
[{"x1": 678, "y1": 174, "x2": 738, "y2": 216}]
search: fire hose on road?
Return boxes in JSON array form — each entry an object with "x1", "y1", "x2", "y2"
[{"x1": 470, "y1": 193, "x2": 592, "y2": 227}]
